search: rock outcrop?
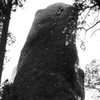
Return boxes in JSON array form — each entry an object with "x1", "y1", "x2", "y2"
[{"x1": 8, "y1": 3, "x2": 84, "y2": 100}]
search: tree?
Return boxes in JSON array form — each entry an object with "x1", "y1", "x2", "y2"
[
  {"x1": 85, "y1": 59, "x2": 100, "y2": 88},
  {"x1": 73, "y1": 0, "x2": 100, "y2": 99},
  {"x1": 74, "y1": 0, "x2": 100, "y2": 79},
  {"x1": 0, "y1": 79, "x2": 11, "y2": 100},
  {"x1": 85, "y1": 59, "x2": 100, "y2": 100},
  {"x1": 73, "y1": 0, "x2": 100, "y2": 50},
  {"x1": 0, "y1": 0, "x2": 26, "y2": 83}
]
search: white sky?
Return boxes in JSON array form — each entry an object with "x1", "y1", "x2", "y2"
[{"x1": 1, "y1": 1, "x2": 100, "y2": 99}]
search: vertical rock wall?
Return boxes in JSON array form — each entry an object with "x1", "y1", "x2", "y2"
[{"x1": 9, "y1": 3, "x2": 84, "y2": 100}]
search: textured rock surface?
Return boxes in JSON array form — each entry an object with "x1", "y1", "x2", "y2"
[{"x1": 9, "y1": 3, "x2": 84, "y2": 100}]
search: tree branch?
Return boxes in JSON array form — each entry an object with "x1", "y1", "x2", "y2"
[
  {"x1": 86, "y1": 20, "x2": 100, "y2": 31},
  {"x1": 85, "y1": 84, "x2": 100, "y2": 91},
  {"x1": 91, "y1": 28, "x2": 100, "y2": 36}
]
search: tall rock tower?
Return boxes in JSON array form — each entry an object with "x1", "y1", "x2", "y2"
[{"x1": 8, "y1": 3, "x2": 84, "y2": 100}]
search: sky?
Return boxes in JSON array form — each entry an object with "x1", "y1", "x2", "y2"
[{"x1": 1, "y1": 0, "x2": 100, "y2": 99}]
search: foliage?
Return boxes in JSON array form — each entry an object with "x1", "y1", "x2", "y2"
[
  {"x1": 0, "y1": 0, "x2": 26, "y2": 33},
  {"x1": 84, "y1": 59, "x2": 100, "y2": 100},
  {"x1": 7, "y1": 32, "x2": 16, "y2": 46},
  {"x1": 0, "y1": 79, "x2": 12, "y2": 100},
  {"x1": 0, "y1": 0, "x2": 26, "y2": 24},
  {"x1": 74, "y1": 0, "x2": 100, "y2": 50},
  {"x1": 74, "y1": 1, "x2": 100, "y2": 99},
  {"x1": 85, "y1": 59, "x2": 100, "y2": 90}
]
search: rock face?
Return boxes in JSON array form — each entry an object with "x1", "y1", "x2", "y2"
[{"x1": 9, "y1": 3, "x2": 84, "y2": 100}]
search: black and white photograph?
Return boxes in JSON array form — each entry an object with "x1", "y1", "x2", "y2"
[{"x1": 0, "y1": 0, "x2": 100, "y2": 100}]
